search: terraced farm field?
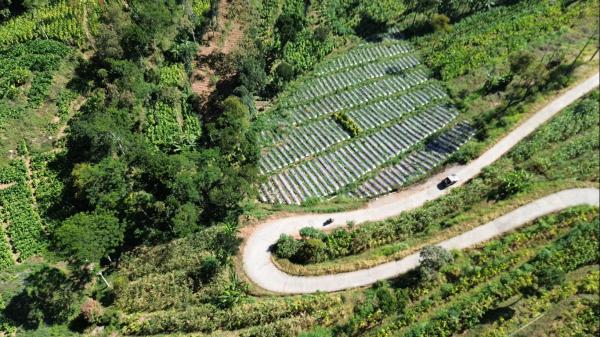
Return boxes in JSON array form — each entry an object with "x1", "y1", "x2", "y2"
[{"x1": 258, "y1": 39, "x2": 472, "y2": 204}]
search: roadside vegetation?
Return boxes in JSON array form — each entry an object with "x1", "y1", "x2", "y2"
[
  {"x1": 273, "y1": 91, "x2": 599, "y2": 273},
  {"x1": 251, "y1": 0, "x2": 599, "y2": 215},
  {"x1": 0, "y1": 0, "x2": 597, "y2": 336}
]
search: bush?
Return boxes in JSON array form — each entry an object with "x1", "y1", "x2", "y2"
[
  {"x1": 299, "y1": 227, "x2": 326, "y2": 240},
  {"x1": 373, "y1": 281, "x2": 400, "y2": 314},
  {"x1": 238, "y1": 56, "x2": 268, "y2": 94},
  {"x1": 332, "y1": 111, "x2": 361, "y2": 137},
  {"x1": 419, "y1": 246, "x2": 454, "y2": 282},
  {"x1": 494, "y1": 169, "x2": 532, "y2": 199},
  {"x1": 484, "y1": 72, "x2": 513, "y2": 93},
  {"x1": 297, "y1": 238, "x2": 328, "y2": 263},
  {"x1": 199, "y1": 255, "x2": 220, "y2": 283},
  {"x1": 81, "y1": 298, "x2": 104, "y2": 324},
  {"x1": 275, "y1": 234, "x2": 302, "y2": 259},
  {"x1": 430, "y1": 14, "x2": 452, "y2": 33}
]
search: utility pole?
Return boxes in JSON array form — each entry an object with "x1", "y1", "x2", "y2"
[{"x1": 98, "y1": 270, "x2": 112, "y2": 288}]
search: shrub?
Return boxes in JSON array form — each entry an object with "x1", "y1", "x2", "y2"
[
  {"x1": 332, "y1": 111, "x2": 361, "y2": 137},
  {"x1": 81, "y1": 298, "x2": 104, "y2": 324},
  {"x1": 299, "y1": 227, "x2": 326, "y2": 240},
  {"x1": 275, "y1": 234, "x2": 302, "y2": 259},
  {"x1": 484, "y1": 72, "x2": 513, "y2": 93},
  {"x1": 373, "y1": 281, "x2": 400, "y2": 314},
  {"x1": 494, "y1": 169, "x2": 532, "y2": 199},
  {"x1": 297, "y1": 238, "x2": 328, "y2": 263},
  {"x1": 199, "y1": 255, "x2": 220, "y2": 282},
  {"x1": 430, "y1": 14, "x2": 452, "y2": 33},
  {"x1": 419, "y1": 246, "x2": 454, "y2": 282}
]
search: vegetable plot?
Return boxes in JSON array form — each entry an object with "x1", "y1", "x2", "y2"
[
  {"x1": 0, "y1": 0, "x2": 100, "y2": 48},
  {"x1": 353, "y1": 122, "x2": 475, "y2": 198},
  {"x1": 0, "y1": 159, "x2": 45, "y2": 262},
  {"x1": 259, "y1": 105, "x2": 459, "y2": 204},
  {"x1": 259, "y1": 38, "x2": 469, "y2": 204}
]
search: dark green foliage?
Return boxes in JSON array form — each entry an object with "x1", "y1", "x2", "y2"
[
  {"x1": 238, "y1": 57, "x2": 268, "y2": 94},
  {"x1": 3, "y1": 267, "x2": 77, "y2": 328},
  {"x1": 71, "y1": 158, "x2": 129, "y2": 209},
  {"x1": 121, "y1": 25, "x2": 153, "y2": 59},
  {"x1": 172, "y1": 203, "x2": 201, "y2": 237},
  {"x1": 282, "y1": 28, "x2": 334, "y2": 74},
  {"x1": 59, "y1": 2, "x2": 259, "y2": 250},
  {"x1": 430, "y1": 14, "x2": 452, "y2": 33},
  {"x1": 273, "y1": 61, "x2": 295, "y2": 88},
  {"x1": 187, "y1": 254, "x2": 220, "y2": 290},
  {"x1": 300, "y1": 227, "x2": 327, "y2": 240},
  {"x1": 204, "y1": 96, "x2": 259, "y2": 219},
  {"x1": 534, "y1": 266, "x2": 566, "y2": 290},
  {"x1": 55, "y1": 210, "x2": 124, "y2": 265},
  {"x1": 297, "y1": 238, "x2": 328, "y2": 264},
  {"x1": 199, "y1": 255, "x2": 219, "y2": 282},
  {"x1": 275, "y1": 234, "x2": 303, "y2": 259},
  {"x1": 276, "y1": 12, "x2": 305, "y2": 46},
  {"x1": 0, "y1": 40, "x2": 71, "y2": 126},
  {"x1": 484, "y1": 72, "x2": 513, "y2": 93}
]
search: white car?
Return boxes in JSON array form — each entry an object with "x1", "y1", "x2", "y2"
[{"x1": 439, "y1": 174, "x2": 460, "y2": 189}]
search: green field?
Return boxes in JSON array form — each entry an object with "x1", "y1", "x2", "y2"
[{"x1": 0, "y1": 0, "x2": 598, "y2": 336}]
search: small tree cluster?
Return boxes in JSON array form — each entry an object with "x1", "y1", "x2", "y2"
[{"x1": 419, "y1": 245, "x2": 454, "y2": 282}]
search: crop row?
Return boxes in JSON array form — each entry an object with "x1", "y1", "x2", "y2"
[
  {"x1": 0, "y1": 1, "x2": 95, "y2": 48},
  {"x1": 400, "y1": 219, "x2": 598, "y2": 337},
  {"x1": 365, "y1": 209, "x2": 597, "y2": 336},
  {"x1": 1, "y1": 39, "x2": 71, "y2": 126},
  {"x1": 289, "y1": 54, "x2": 420, "y2": 105},
  {"x1": 0, "y1": 224, "x2": 13, "y2": 270},
  {"x1": 30, "y1": 152, "x2": 66, "y2": 226},
  {"x1": 0, "y1": 159, "x2": 45, "y2": 261},
  {"x1": 347, "y1": 83, "x2": 447, "y2": 130},
  {"x1": 145, "y1": 97, "x2": 201, "y2": 152},
  {"x1": 259, "y1": 119, "x2": 350, "y2": 174},
  {"x1": 258, "y1": 105, "x2": 458, "y2": 204},
  {"x1": 120, "y1": 294, "x2": 342, "y2": 335},
  {"x1": 414, "y1": 0, "x2": 585, "y2": 80},
  {"x1": 353, "y1": 122, "x2": 475, "y2": 198},
  {"x1": 287, "y1": 69, "x2": 428, "y2": 124},
  {"x1": 314, "y1": 41, "x2": 412, "y2": 76}
]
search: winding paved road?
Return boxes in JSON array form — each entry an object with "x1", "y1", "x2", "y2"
[{"x1": 243, "y1": 73, "x2": 600, "y2": 294}]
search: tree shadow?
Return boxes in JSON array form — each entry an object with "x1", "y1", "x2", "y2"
[
  {"x1": 479, "y1": 306, "x2": 516, "y2": 324},
  {"x1": 355, "y1": 14, "x2": 388, "y2": 40},
  {"x1": 3, "y1": 266, "x2": 75, "y2": 330}
]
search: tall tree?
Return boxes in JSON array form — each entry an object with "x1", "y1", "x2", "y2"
[{"x1": 55, "y1": 210, "x2": 124, "y2": 265}]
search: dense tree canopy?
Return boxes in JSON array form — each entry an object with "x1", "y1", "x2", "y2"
[{"x1": 55, "y1": 210, "x2": 124, "y2": 265}]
